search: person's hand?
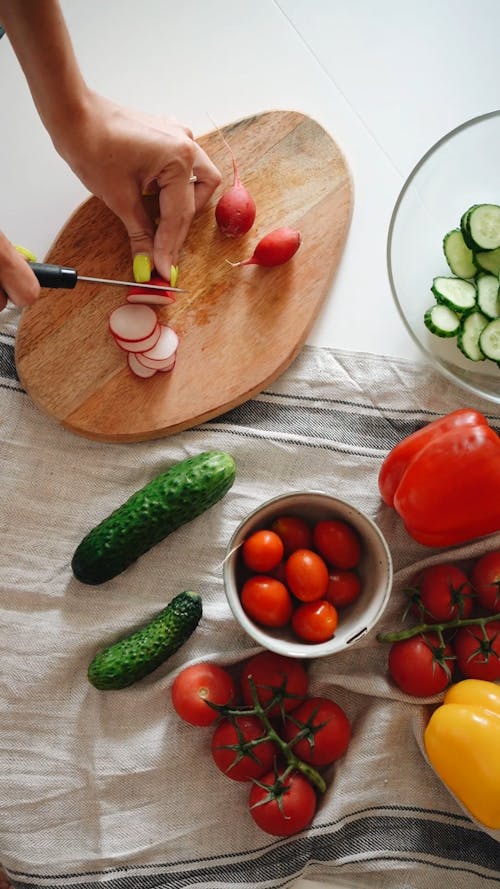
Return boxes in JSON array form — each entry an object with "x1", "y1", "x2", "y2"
[
  {"x1": 0, "y1": 233, "x2": 40, "y2": 312},
  {"x1": 52, "y1": 92, "x2": 221, "y2": 280}
]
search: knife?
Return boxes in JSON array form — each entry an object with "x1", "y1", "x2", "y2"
[{"x1": 27, "y1": 261, "x2": 187, "y2": 293}]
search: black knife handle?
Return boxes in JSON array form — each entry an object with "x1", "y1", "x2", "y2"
[{"x1": 28, "y1": 262, "x2": 78, "y2": 289}]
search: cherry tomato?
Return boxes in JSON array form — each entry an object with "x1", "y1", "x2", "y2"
[
  {"x1": 325, "y1": 570, "x2": 362, "y2": 608},
  {"x1": 242, "y1": 529, "x2": 284, "y2": 573},
  {"x1": 283, "y1": 697, "x2": 351, "y2": 765},
  {"x1": 171, "y1": 663, "x2": 236, "y2": 726},
  {"x1": 211, "y1": 715, "x2": 277, "y2": 781},
  {"x1": 240, "y1": 651, "x2": 308, "y2": 715},
  {"x1": 313, "y1": 520, "x2": 361, "y2": 569},
  {"x1": 240, "y1": 575, "x2": 293, "y2": 628},
  {"x1": 453, "y1": 621, "x2": 500, "y2": 681},
  {"x1": 410, "y1": 563, "x2": 474, "y2": 622},
  {"x1": 291, "y1": 599, "x2": 338, "y2": 643},
  {"x1": 271, "y1": 515, "x2": 313, "y2": 556},
  {"x1": 471, "y1": 550, "x2": 500, "y2": 612},
  {"x1": 248, "y1": 769, "x2": 317, "y2": 836},
  {"x1": 285, "y1": 548, "x2": 329, "y2": 601},
  {"x1": 388, "y1": 633, "x2": 454, "y2": 696}
]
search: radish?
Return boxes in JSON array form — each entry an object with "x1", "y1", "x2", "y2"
[
  {"x1": 127, "y1": 275, "x2": 175, "y2": 307},
  {"x1": 227, "y1": 227, "x2": 301, "y2": 268},
  {"x1": 113, "y1": 322, "x2": 161, "y2": 354},
  {"x1": 109, "y1": 304, "x2": 158, "y2": 342},
  {"x1": 128, "y1": 352, "x2": 157, "y2": 378},
  {"x1": 214, "y1": 125, "x2": 256, "y2": 238},
  {"x1": 136, "y1": 325, "x2": 179, "y2": 370}
]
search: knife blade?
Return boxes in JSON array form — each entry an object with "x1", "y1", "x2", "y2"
[{"x1": 28, "y1": 262, "x2": 187, "y2": 293}]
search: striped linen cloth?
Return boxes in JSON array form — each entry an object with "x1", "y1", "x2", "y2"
[{"x1": 0, "y1": 302, "x2": 499, "y2": 889}]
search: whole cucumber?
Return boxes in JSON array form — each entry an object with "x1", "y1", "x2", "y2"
[
  {"x1": 88, "y1": 590, "x2": 202, "y2": 690},
  {"x1": 72, "y1": 450, "x2": 236, "y2": 584}
]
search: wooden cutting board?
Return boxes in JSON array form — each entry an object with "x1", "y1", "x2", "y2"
[{"x1": 16, "y1": 111, "x2": 353, "y2": 442}]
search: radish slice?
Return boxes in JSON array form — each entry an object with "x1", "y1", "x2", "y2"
[
  {"x1": 127, "y1": 352, "x2": 157, "y2": 378},
  {"x1": 113, "y1": 321, "x2": 161, "y2": 353},
  {"x1": 126, "y1": 276, "x2": 175, "y2": 307},
  {"x1": 109, "y1": 304, "x2": 158, "y2": 342},
  {"x1": 158, "y1": 356, "x2": 176, "y2": 373},
  {"x1": 135, "y1": 325, "x2": 179, "y2": 369},
  {"x1": 126, "y1": 291, "x2": 175, "y2": 306}
]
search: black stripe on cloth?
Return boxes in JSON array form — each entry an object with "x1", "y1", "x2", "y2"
[
  {"x1": 0, "y1": 338, "x2": 19, "y2": 385},
  {"x1": 8, "y1": 810, "x2": 500, "y2": 888}
]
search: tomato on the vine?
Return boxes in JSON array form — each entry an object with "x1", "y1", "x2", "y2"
[
  {"x1": 211, "y1": 715, "x2": 277, "y2": 781},
  {"x1": 240, "y1": 651, "x2": 308, "y2": 715},
  {"x1": 248, "y1": 769, "x2": 317, "y2": 836},
  {"x1": 325, "y1": 570, "x2": 362, "y2": 608},
  {"x1": 171, "y1": 663, "x2": 236, "y2": 726},
  {"x1": 283, "y1": 697, "x2": 351, "y2": 766},
  {"x1": 471, "y1": 550, "x2": 500, "y2": 612},
  {"x1": 291, "y1": 599, "x2": 338, "y2": 643},
  {"x1": 242, "y1": 529, "x2": 284, "y2": 573},
  {"x1": 410, "y1": 563, "x2": 474, "y2": 622},
  {"x1": 388, "y1": 633, "x2": 454, "y2": 696},
  {"x1": 285, "y1": 548, "x2": 329, "y2": 601},
  {"x1": 240, "y1": 575, "x2": 293, "y2": 627},
  {"x1": 312, "y1": 520, "x2": 361, "y2": 569},
  {"x1": 453, "y1": 621, "x2": 500, "y2": 681},
  {"x1": 271, "y1": 515, "x2": 313, "y2": 555}
]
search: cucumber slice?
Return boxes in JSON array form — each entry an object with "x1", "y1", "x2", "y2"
[
  {"x1": 460, "y1": 205, "x2": 479, "y2": 249},
  {"x1": 442, "y1": 229, "x2": 476, "y2": 278},
  {"x1": 474, "y1": 246, "x2": 500, "y2": 275},
  {"x1": 476, "y1": 274, "x2": 500, "y2": 319},
  {"x1": 424, "y1": 304, "x2": 460, "y2": 337},
  {"x1": 457, "y1": 310, "x2": 489, "y2": 361},
  {"x1": 467, "y1": 204, "x2": 500, "y2": 251},
  {"x1": 431, "y1": 276, "x2": 477, "y2": 312},
  {"x1": 479, "y1": 317, "x2": 500, "y2": 361}
]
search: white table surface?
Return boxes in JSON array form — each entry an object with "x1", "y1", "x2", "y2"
[{"x1": 1, "y1": 3, "x2": 499, "y2": 886}]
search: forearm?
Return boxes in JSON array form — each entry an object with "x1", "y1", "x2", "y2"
[{"x1": 0, "y1": 0, "x2": 90, "y2": 145}]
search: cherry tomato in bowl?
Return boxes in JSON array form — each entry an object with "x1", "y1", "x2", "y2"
[
  {"x1": 240, "y1": 575, "x2": 293, "y2": 627},
  {"x1": 242, "y1": 529, "x2": 284, "y2": 573},
  {"x1": 291, "y1": 599, "x2": 338, "y2": 643}
]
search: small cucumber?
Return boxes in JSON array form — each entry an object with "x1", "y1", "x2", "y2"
[
  {"x1": 72, "y1": 450, "x2": 236, "y2": 584},
  {"x1": 88, "y1": 591, "x2": 202, "y2": 689}
]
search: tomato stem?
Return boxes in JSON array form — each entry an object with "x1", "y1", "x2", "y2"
[
  {"x1": 218, "y1": 679, "x2": 327, "y2": 794},
  {"x1": 377, "y1": 610, "x2": 500, "y2": 643}
]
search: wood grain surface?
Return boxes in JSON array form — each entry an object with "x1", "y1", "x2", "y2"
[{"x1": 15, "y1": 111, "x2": 353, "y2": 442}]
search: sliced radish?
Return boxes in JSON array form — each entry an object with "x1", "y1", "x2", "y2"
[
  {"x1": 136, "y1": 325, "x2": 179, "y2": 369},
  {"x1": 158, "y1": 355, "x2": 177, "y2": 373},
  {"x1": 126, "y1": 291, "x2": 175, "y2": 306},
  {"x1": 109, "y1": 304, "x2": 158, "y2": 342},
  {"x1": 113, "y1": 321, "x2": 161, "y2": 353},
  {"x1": 127, "y1": 352, "x2": 157, "y2": 378},
  {"x1": 126, "y1": 276, "x2": 175, "y2": 307}
]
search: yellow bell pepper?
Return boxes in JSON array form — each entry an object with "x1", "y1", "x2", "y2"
[{"x1": 424, "y1": 679, "x2": 500, "y2": 829}]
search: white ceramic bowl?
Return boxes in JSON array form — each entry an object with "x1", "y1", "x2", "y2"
[
  {"x1": 387, "y1": 111, "x2": 500, "y2": 404},
  {"x1": 223, "y1": 491, "x2": 393, "y2": 658}
]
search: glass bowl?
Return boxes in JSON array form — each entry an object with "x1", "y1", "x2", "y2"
[{"x1": 387, "y1": 110, "x2": 500, "y2": 404}]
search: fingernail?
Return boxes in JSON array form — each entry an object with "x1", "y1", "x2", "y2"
[
  {"x1": 15, "y1": 244, "x2": 38, "y2": 262},
  {"x1": 133, "y1": 253, "x2": 152, "y2": 283},
  {"x1": 170, "y1": 265, "x2": 179, "y2": 287}
]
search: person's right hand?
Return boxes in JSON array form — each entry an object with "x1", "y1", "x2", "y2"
[{"x1": 0, "y1": 232, "x2": 40, "y2": 311}]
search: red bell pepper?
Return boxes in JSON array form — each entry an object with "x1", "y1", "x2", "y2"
[{"x1": 378, "y1": 408, "x2": 500, "y2": 547}]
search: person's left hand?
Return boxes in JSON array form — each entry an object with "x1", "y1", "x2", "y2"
[{"x1": 52, "y1": 92, "x2": 221, "y2": 279}]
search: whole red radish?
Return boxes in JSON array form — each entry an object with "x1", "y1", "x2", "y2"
[
  {"x1": 214, "y1": 127, "x2": 256, "y2": 237},
  {"x1": 229, "y1": 227, "x2": 301, "y2": 268}
]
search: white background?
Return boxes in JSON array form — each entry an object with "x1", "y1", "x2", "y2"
[{"x1": 1, "y1": 3, "x2": 499, "y2": 885}]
